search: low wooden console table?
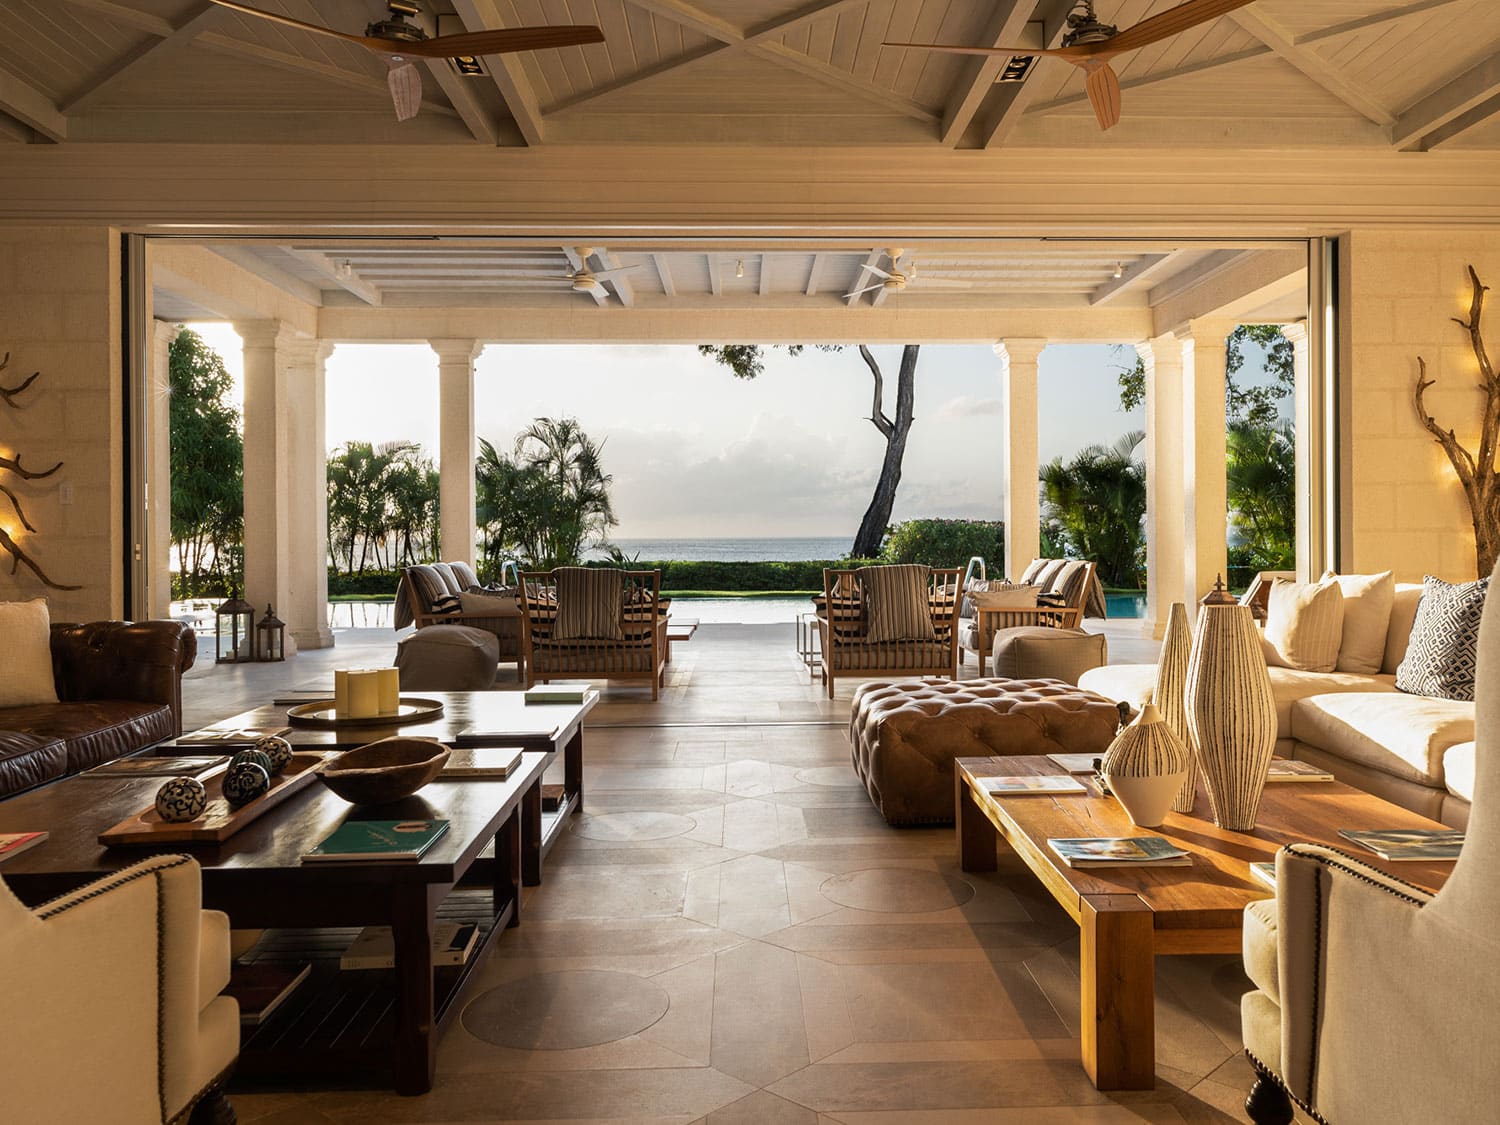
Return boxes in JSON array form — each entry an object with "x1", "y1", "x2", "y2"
[
  {"x1": 955, "y1": 755, "x2": 1455, "y2": 1092},
  {"x1": 0, "y1": 752, "x2": 551, "y2": 1095}
]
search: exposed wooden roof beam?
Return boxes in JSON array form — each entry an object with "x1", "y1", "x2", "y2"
[
  {"x1": 283, "y1": 248, "x2": 382, "y2": 306},
  {"x1": 54, "y1": 0, "x2": 172, "y2": 37},
  {"x1": 449, "y1": 0, "x2": 545, "y2": 144},
  {"x1": 422, "y1": 60, "x2": 502, "y2": 144},
  {"x1": 805, "y1": 254, "x2": 824, "y2": 296},
  {"x1": 60, "y1": 2, "x2": 221, "y2": 114},
  {"x1": 209, "y1": 246, "x2": 323, "y2": 306},
  {"x1": 0, "y1": 65, "x2": 65, "y2": 143},
  {"x1": 1228, "y1": 7, "x2": 1394, "y2": 126},
  {"x1": 1089, "y1": 253, "x2": 1177, "y2": 306},
  {"x1": 939, "y1": 1, "x2": 1035, "y2": 146},
  {"x1": 595, "y1": 249, "x2": 636, "y2": 307},
  {"x1": 1027, "y1": 47, "x2": 1268, "y2": 115},
  {"x1": 752, "y1": 43, "x2": 937, "y2": 123},
  {"x1": 653, "y1": 253, "x2": 676, "y2": 296},
  {"x1": 1298, "y1": 0, "x2": 1469, "y2": 45},
  {"x1": 846, "y1": 250, "x2": 883, "y2": 308},
  {"x1": 706, "y1": 254, "x2": 723, "y2": 297},
  {"x1": 0, "y1": 115, "x2": 31, "y2": 143},
  {"x1": 1391, "y1": 49, "x2": 1500, "y2": 151},
  {"x1": 976, "y1": 0, "x2": 1076, "y2": 148},
  {"x1": 563, "y1": 246, "x2": 609, "y2": 307}
]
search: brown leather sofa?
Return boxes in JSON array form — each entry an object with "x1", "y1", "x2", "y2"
[{"x1": 0, "y1": 621, "x2": 196, "y2": 798}]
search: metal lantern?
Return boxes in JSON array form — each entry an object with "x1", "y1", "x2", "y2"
[
  {"x1": 214, "y1": 594, "x2": 256, "y2": 664},
  {"x1": 256, "y1": 604, "x2": 287, "y2": 663}
]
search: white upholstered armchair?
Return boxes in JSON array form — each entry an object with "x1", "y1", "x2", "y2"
[
  {"x1": 0, "y1": 854, "x2": 240, "y2": 1124},
  {"x1": 1240, "y1": 562, "x2": 1500, "y2": 1124}
]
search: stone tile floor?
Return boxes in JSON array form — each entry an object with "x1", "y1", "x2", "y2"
[{"x1": 191, "y1": 622, "x2": 1269, "y2": 1124}]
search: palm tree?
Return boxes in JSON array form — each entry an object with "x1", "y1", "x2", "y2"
[
  {"x1": 1039, "y1": 431, "x2": 1147, "y2": 588},
  {"x1": 1227, "y1": 420, "x2": 1295, "y2": 569}
]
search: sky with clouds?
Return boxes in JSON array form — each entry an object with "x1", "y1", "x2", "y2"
[{"x1": 190, "y1": 327, "x2": 1275, "y2": 540}]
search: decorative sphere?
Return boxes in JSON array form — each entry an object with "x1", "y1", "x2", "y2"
[
  {"x1": 253, "y1": 735, "x2": 294, "y2": 775},
  {"x1": 222, "y1": 761, "x2": 270, "y2": 808},
  {"x1": 229, "y1": 749, "x2": 274, "y2": 777},
  {"x1": 155, "y1": 776, "x2": 208, "y2": 823}
]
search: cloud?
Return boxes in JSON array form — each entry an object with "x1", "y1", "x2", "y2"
[{"x1": 932, "y1": 394, "x2": 1003, "y2": 421}]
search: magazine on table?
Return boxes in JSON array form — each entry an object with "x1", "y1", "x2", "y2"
[
  {"x1": 1048, "y1": 836, "x2": 1192, "y2": 868},
  {"x1": 441, "y1": 747, "x2": 525, "y2": 778},
  {"x1": 1045, "y1": 753, "x2": 1104, "y2": 775},
  {"x1": 1265, "y1": 760, "x2": 1335, "y2": 783},
  {"x1": 1250, "y1": 861, "x2": 1277, "y2": 889},
  {"x1": 1337, "y1": 828, "x2": 1463, "y2": 861},
  {"x1": 177, "y1": 726, "x2": 291, "y2": 746},
  {"x1": 978, "y1": 775, "x2": 1087, "y2": 795},
  {"x1": 302, "y1": 819, "x2": 449, "y2": 863},
  {"x1": 0, "y1": 831, "x2": 47, "y2": 863}
]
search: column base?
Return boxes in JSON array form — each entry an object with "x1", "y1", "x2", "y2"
[{"x1": 289, "y1": 627, "x2": 331, "y2": 651}]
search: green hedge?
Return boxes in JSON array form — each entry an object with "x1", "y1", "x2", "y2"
[
  {"x1": 583, "y1": 559, "x2": 878, "y2": 591},
  {"x1": 328, "y1": 569, "x2": 404, "y2": 597},
  {"x1": 879, "y1": 519, "x2": 1004, "y2": 569}
]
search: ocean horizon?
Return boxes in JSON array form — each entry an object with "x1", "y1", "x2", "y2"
[{"x1": 586, "y1": 536, "x2": 855, "y2": 562}]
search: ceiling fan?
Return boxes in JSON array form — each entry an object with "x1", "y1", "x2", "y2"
[
  {"x1": 885, "y1": 0, "x2": 1258, "y2": 131},
  {"x1": 565, "y1": 248, "x2": 643, "y2": 298},
  {"x1": 207, "y1": 0, "x2": 605, "y2": 121},
  {"x1": 844, "y1": 249, "x2": 972, "y2": 302}
]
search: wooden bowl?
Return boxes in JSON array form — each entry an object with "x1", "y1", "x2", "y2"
[{"x1": 318, "y1": 737, "x2": 450, "y2": 805}]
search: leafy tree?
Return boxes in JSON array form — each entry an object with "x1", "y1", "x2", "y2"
[
  {"x1": 1227, "y1": 420, "x2": 1295, "y2": 570},
  {"x1": 1039, "y1": 432, "x2": 1147, "y2": 588},
  {"x1": 698, "y1": 344, "x2": 917, "y2": 559},
  {"x1": 169, "y1": 328, "x2": 243, "y2": 596},
  {"x1": 326, "y1": 440, "x2": 433, "y2": 574},
  {"x1": 475, "y1": 417, "x2": 617, "y2": 571},
  {"x1": 1117, "y1": 325, "x2": 1294, "y2": 426}
]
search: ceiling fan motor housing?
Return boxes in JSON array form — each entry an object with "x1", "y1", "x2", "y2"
[{"x1": 368, "y1": 2, "x2": 428, "y2": 43}]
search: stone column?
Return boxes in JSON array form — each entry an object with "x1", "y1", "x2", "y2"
[
  {"x1": 1284, "y1": 320, "x2": 1313, "y2": 581},
  {"x1": 236, "y1": 319, "x2": 299, "y2": 656},
  {"x1": 431, "y1": 339, "x2": 481, "y2": 567},
  {"x1": 997, "y1": 339, "x2": 1046, "y2": 581},
  {"x1": 1139, "y1": 335, "x2": 1185, "y2": 639},
  {"x1": 1181, "y1": 319, "x2": 1235, "y2": 606},
  {"x1": 284, "y1": 340, "x2": 334, "y2": 650},
  {"x1": 147, "y1": 319, "x2": 180, "y2": 620}
]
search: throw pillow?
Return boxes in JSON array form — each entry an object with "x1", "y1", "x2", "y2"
[
  {"x1": 1264, "y1": 578, "x2": 1345, "y2": 673},
  {"x1": 1018, "y1": 558, "x2": 1049, "y2": 584},
  {"x1": 1321, "y1": 569, "x2": 1395, "y2": 674},
  {"x1": 458, "y1": 590, "x2": 519, "y2": 618},
  {"x1": 1396, "y1": 574, "x2": 1490, "y2": 701},
  {"x1": 553, "y1": 567, "x2": 625, "y2": 641},
  {"x1": 0, "y1": 598, "x2": 58, "y2": 708},
  {"x1": 859, "y1": 565, "x2": 936, "y2": 643}
]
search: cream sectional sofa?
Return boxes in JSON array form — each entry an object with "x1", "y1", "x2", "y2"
[{"x1": 1078, "y1": 583, "x2": 1475, "y2": 828}]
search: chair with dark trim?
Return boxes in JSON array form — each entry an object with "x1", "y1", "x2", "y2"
[
  {"x1": 816, "y1": 564, "x2": 963, "y2": 699},
  {"x1": 519, "y1": 567, "x2": 670, "y2": 700}
]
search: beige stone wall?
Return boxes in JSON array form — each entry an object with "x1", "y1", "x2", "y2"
[
  {"x1": 0, "y1": 225, "x2": 121, "y2": 621},
  {"x1": 1345, "y1": 229, "x2": 1500, "y2": 583}
]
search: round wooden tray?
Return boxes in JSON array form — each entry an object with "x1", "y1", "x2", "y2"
[{"x1": 287, "y1": 697, "x2": 445, "y2": 728}]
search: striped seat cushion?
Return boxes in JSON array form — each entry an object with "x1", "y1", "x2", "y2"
[
  {"x1": 553, "y1": 567, "x2": 625, "y2": 641},
  {"x1": 859, "y1": 565, "x2": 937, "y2": 643},
  {"x1": 449, "y1": 561, "x2": 482, "y2": 589}
]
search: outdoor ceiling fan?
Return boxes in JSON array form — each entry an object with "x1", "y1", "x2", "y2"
[
  {"x1": 886, "y1": 0, "x2": 1258, "y2": 131},
  {"x1": 206, "y1": 0, "x2": 605, "y2": 121},
  {"x1": 844, "y1": 248, "x2": 973, "y2": 301},
  {"x1": 565, "y1": 248, "x2": 643, "y2": 298}
]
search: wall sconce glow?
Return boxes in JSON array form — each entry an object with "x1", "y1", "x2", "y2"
[{"x1": 0, "y1": 350, "x2": 80, "y2": 590}]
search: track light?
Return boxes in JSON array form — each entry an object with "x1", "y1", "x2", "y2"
[{"x1": 1113, "y1": 262, "x2": 1124, "y2": 279}]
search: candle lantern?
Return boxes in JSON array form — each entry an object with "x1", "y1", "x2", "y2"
[
  {"x1": 214, "y1": 593, "x2": 256, "y2": 664},
  {"x1": 256, "y1": 604, "x2": 287, "y2": 663}
]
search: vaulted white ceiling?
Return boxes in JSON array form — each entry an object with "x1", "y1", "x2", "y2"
[{"x1": 3, "y1": 0, "x2": 1499, "y2": 151}]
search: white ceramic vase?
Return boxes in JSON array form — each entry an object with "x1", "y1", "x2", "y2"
[
  {"x1": 1154, "y1": 602, "x2": 1198, "y2": 813},
  {"x1": 1101, "y1": 702, "x2": 1192, "y2": 828},
  {"x1": 1184, "y1": 603, "x2": 1278, "y2": 831}
]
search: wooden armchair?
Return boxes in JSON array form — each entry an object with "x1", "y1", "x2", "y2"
[
  {"x1": 817, "y1": 565, "x2": 963, "y2": 699},
  {"x1": 396, "y1": 562, "x2": 523, "y2": 666},
  {"x1": 520, "y1": 567, "x2": 669, "y2": 700},
  {"x1": 959, "y1": 560, "x2": 1102, "y2": 674}
]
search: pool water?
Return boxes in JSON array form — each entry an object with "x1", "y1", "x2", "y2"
[{"x1": 1105, "y1": 593, "x2": 1146, "y2": 619}]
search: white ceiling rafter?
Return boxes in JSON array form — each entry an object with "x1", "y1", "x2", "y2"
[
  {"x1": 1228, "y1": 8, "x2": 1395, "y2": 127},
  {"x1": 60, "y1": 2, "x2": 222, "y2": 115},
  {"x1": 594, "y1": 248, "x2": 636, "y2": 307},
  {"x1": 805, "y1": 254, "x2": 824, "y2": 297},
  {"x1": 939, "y1": 0, "x2": 1036, "y2": 145},
  {"x1": 977, "y1": 0, "x2": 1077, "y2": 149},
  {"x1": 846, "y1": 250, "x2": 884, "y2": 308},
  {"x1": 1089, "y1": 252, "x2": 1177, "y2": 306},
  {"x1": 653, "y1": 254, "x2": 676, "y2": 297},
  {"x1": 1391, "y1": 50, "x2": 1500, "y2": 151},
  {"x1": 449, "y1": 0, "x2": 544, "y2": 144},
  {"x1": 706, "y1": 254, "x2": 723, "y2": 298},
  {"x1": 0, "y1": 65, "x2": 65, "y2": 143},
  {"x1": 1297, "y1": 0, "x2": 1470, "y2": 46},
  {"x1": 284, "y1": 248, "x2": 382, "y2": 306}
]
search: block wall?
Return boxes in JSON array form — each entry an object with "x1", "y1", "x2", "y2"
[
  {"x1": 1345, "y1": 229, "x2": 1500, "y2": 583},
  {"x1": 0, "y1": 226, "x2": 121, "y2": 621}
]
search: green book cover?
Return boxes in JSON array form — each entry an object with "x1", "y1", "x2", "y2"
[
  {"x1": 525, "y1": 683, "x2": 590, "y2": 703},
  {"x1": 303, "y1": 819, "x2": 449, "y2": 863}
]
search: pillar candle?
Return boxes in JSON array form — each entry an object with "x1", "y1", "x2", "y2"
[
  {"x1": 347, "y1": 670, "x2": 380, "y2": 719},
  {"x1": 333, "y1": 669, "x2": 351, "y2": 717},
  {"x1": 376, "y1": 667, "x2": 400, "y2": 714}
]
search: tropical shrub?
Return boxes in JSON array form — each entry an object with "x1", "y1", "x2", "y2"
[
  {"x1": 1227, "y1": 419, "x2": 1295, "y2": 571},
  {"x1": 879, "y1": 519, "x2": 1005, "y2": 570},
  {"x1": 169, "y1": 329, "x2": 244, "y2": 597},
  {"x1": 326, "y1": 440, "x2": 438, "y2": 575},
  {"x1": 1040, "y1": 432, "x2": 1147, "y2": 589}
]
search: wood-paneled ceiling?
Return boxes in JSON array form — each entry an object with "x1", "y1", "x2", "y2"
[{"x1": 2, "y1": 0, "x2": 1498, "y2": 150}]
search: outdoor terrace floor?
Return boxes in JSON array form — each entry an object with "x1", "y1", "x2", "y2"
[{"x1": 194, "y1": 623, "x2": 1258, "y2": 1125}]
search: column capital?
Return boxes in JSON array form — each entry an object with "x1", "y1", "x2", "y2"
[
  {"x1": 313, "y1": 339, "x2": 337, "y2": 364},
  {"x1": 232, "y1": 318, "x2": 293, "y2": 348},
  {"x1": 152, "y1": 319, "x2": 182, "y2": 347},
  {"x1": 994, "y1": 338, "x2": 1048, "y2": 366},
  {"x1": 429, "y1": 338, "x2": 482, "y2": 363},
  {"x1": 1280, "y1": 320, "x2": 1309, "y2": 346},
  {"x1": 1184, "y1": 317, "x2": 1239, "y2": 346}
]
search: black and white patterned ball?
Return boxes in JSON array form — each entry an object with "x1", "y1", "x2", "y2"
[
  {"x1": 222, "y1": 761, "x2": 270, "y2": 808},
  {"x1": 229, "y1": 748, "x2": 275, "y2": 777},
  {"x1": 155, "y1": 776, "x2": 208, "y2": 823},
  {"x1": 253, "y1": 735, "x2": 294, "y2": 775}
]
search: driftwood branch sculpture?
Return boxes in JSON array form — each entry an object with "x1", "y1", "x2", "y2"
[
  {"x1": 0, "y1": 352, "x2": 80, "y2": 590},
  {"x1": 1414, "y1": 265, "x2": 1500, "y2": 576}
]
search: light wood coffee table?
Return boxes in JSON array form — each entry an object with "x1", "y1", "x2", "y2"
[{"x1": 955, "y1": 755, "x2": 1456, "y2": 1092}]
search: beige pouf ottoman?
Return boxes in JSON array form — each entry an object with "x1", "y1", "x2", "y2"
[
  {"x1": 396, "y1": 625, "x2": 500, "y2": 691},
  {"x1": 849, "y1": 678, "x2": 1122, "y2": 825},
  {"x1": 990, "y1": 626, "x2": 1108, "y2": 685}
]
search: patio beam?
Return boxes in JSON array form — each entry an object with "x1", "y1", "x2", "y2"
[
  {"x1": 0, "y1": 65, "x2": 66, "y2": 143},
  {"x1": 998, "y1": 339, "x2": 1047, "y2": 580},
  {"x1": 1389, "y1": 49, "x2": 1500, "y2": 151},
  {"x1": 1090, "y1": 253, "x2": 1176, "y2": 307},
  {"x1": 939, "y1": 0, "x2": 1036, "y2": 146},
  {"x1": 976, "y1": 0, "x2": 1075, "y2": 148},
  {"x1": 284, "y1": 248, "x2": 382, "y2": 306},
  {"x1": 449, "y1": 0, "x2": 545, "y2": 144},
  {"x1": 1228, "y1": 7, "x2": 1394, "y2": 127}
]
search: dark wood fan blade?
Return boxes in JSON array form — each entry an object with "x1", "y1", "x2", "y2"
[
  {"x1": 207, "y1": 0, "x2": 366, "y2": 45},
  {"x1": 1101, "y1": 0, "x2": 1259, "y2": 56},
  {"x1": 1084, "y1": 61, "x2": 1122, "y2": 130},
  {"x1": 388, "y1": 26, "x2": 606, "y2": 58},
  {"x1": 387, "y1": 59, "x2": 422, "y2": 122}
]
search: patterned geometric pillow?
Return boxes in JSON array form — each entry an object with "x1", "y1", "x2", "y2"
[{"x1": 1395, "y1": 574, "x2": 1490, "y2": 700}]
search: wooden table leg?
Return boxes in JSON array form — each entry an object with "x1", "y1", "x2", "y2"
[
  {"x1": 521, "y1": 777, "x2": 543, "y2": 887},
  {"x1": 565, "y1": 726, "x2": 584, "y2": 813},
  {"x1": 391, "y1": 884, "x2": 439, "y2": 1096},
  {"x1": 496, "y1": 806, "x2": 522, "y2": 928},
  {"x1": 1080, "y1": 893, "x2": 1155, "y2": 1091},
  {"x1": 956, "y1": 771, "x2": 998, "y2": 872}
]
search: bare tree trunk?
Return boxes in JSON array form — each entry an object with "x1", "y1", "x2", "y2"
[{"x1": 851, "y1": 344, "x2": 919, "y2": 558}]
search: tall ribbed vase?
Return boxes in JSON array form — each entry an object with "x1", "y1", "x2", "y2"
[
  {"x1": 1184, "y1": 603, "x2": 1278, "y2": 831},
  {"x1": 1154, "y1": 602, "x2": 1197, "y2": 813}
]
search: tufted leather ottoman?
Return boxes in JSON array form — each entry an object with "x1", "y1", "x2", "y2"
[{"x1": 848, "y1": 677, "x2": 1123, "y2": 825}]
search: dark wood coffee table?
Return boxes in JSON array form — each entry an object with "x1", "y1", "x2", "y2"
[
  {"x1": 955, "y1": 755, "x2": 1456, "y2": 1092},
  {"x1": 0, "y1": 751, "x2": 550, "y2": 1095},
  {"x1": 182, "y1": 689, "x2": 598, "y2": 884}
]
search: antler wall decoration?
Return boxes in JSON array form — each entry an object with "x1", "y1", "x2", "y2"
[
  {"x1": 0, "y1": 351, "x2": 80, "y2": 591},
  {"x1": 1414, "y1": 266, "x2": 1500, "y2": 577}
]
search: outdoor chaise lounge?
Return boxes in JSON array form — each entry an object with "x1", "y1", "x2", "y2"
[
  {"x1": 816, "y1": 564, "x2": 963, "y2": 698},
  {"x1": 520, "y1": 567, "x2": 670, "y2": 700}
]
